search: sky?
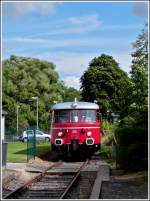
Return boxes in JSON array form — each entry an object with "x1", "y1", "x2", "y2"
[{"x1": 2, "y1": 1, "x2": 148, "y2": 89}]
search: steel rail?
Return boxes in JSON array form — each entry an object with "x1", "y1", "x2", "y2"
[
  {"x1": 3, "y1": 160, "x2": 62, "y2": 199},
  {"x1": 59, "y1": 159, "x2": 88, "y2": 199}
]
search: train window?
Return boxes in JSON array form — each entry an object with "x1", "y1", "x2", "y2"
[
  {"x1": 70, "y1": 110, "x2": 79, "y2": 122},
  {"x1": 80, "y1": 110, "x2": 96, "y2": 122},
  {"x1": 54, "y1": 110, "x2": 69, "y2": 123}
]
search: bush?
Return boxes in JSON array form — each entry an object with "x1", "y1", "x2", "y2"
[
  {"x1": 101, "y1": 120, "x2": 118, "y2": 145},
  {"x1": 100, "y1": 145, "x2": 111, "y2": 158},
  {"x1": 115, "y1": 114, "x2": 148, "y2": 171}
]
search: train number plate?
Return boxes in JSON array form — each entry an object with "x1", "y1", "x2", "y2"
[{"x1": 72, "y1": 130, "x2": 77, "y2": 133}]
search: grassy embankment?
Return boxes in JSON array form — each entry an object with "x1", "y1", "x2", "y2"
[{"x1": 7, "y1": 141, "x2": 51, "y2": 162}]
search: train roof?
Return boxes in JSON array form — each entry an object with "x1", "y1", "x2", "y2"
[{"x1": 51, "y1": 101, "x2": 99, "y2": 110}]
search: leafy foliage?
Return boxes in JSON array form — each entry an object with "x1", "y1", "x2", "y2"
[
  {"x1": 80, "y1": 54, "x2": 131, "y2": 117},
  {"x1": 115, "y1": 25, "x2": 148, "y2": 171},
  {"x1": 115, "y1": 111, "x2": 148, "y2": 170},
  {"x1": 101, "y1": 120, "x2": 118, "y2": 145},
  {"x1": 130, "y1": 24, "x2": 148, "y2": 107},
  {"x1": 3, "y1": 55, "x2": 80, "y2": 132},
  {"x1": 63, "y1": 87, "x2": 81, "y2": 101}
]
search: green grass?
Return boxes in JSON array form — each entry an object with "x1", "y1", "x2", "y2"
[{"x1": 7, "y1": 141, "x2": 51, "y2": 162}]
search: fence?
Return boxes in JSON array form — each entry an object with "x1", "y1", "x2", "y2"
[
  {"x1": 4, "y1": 127, "x2": 24, "y2": 142},
  {"x1": 5, "y1": 128, "x2": 17, "y2": 136},
  {"x1": 4, "y1": 135, "x2": 21, "y2": 143}
]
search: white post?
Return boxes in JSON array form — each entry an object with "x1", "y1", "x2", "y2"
[
  {"x1": 1, "y1": 116, "x2": 5, "y2": 141},
  {"x1": 16, "y1": 105, "x2": 20, "y2": 135}
]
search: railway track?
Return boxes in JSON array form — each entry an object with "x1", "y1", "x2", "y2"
[{"x1": 3, "y1": 160, "x2": 88, "y2": 199}]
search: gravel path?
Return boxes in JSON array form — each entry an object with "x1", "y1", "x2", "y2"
[
  {"x1": 2, "y1": 169, "x2": 39, "y2": 199},
  {"x1": 100, "y1": 172, "x2": 148, "y2": 199}
]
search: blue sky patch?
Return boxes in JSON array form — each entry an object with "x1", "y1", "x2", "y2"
[{"x1": 2, "y1": 1, "x2": 148, "y2": 89}]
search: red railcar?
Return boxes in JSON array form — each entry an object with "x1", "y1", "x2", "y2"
[{"x1": 50, "y1": 101, "x2": 101, "y2": 158}]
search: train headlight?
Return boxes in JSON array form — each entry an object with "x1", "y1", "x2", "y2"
[
  {"x1": 58, "y1": 132, "x2": 63, "y2": 137},
  {"x1": 87, "y1": 131, "x2": 92, "y2": 137}
]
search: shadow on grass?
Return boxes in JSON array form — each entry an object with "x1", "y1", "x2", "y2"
[
  {"x1": 40, "y1": 150, "x2": 60, "y2": 162},
  {"x1": 14, "y1": 145, "x2": 50, "y2": 157}
]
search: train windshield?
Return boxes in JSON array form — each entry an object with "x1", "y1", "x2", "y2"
[
  {"x1": 80, "y1": 110, "x2": 96, "y2": 122},
  {"x1": 54, "y1": 110, "x2": 68, "y2": 123},
  {"x1": 54, "y1": 109, "x2": 96, "y2": 123},
  {"x1": 70, "y1": 110, "x2": 79, "y2": 122}
]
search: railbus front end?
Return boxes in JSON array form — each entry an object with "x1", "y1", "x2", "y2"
[{"x1": 50, "y1": 101, "x2": 101, "y2": 158}]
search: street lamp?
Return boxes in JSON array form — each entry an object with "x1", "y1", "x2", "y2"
[
  {"x1": 31, "y1": 96, "x2": 39, "y2": 130},
  {"x1": 16, "y1": 105, "x2": 20, "y2": 135}
]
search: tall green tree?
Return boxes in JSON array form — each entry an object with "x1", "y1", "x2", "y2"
[
  {"x1": 130, "y1": 24, "x2": 148, "y2": 108},
  {"x1": 115, "y1": 25, "x2": 148, "y2": 170},
  {"x1": 2, "y1": 55, "x2": 65, "y2": 131},
  {"x1": 80, "y1": 54, "x2": 131, "y2": 116},
  {"x1": 63, "y1": 87, "x2": 81, "y2": 102}
]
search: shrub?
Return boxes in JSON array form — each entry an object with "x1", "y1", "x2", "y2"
[
  {"x1": 115, "y1": 114, "x2": 148, "y2": 171},
  {"x1": 101, "y1": 120, "x2": 118, "y2": 145}
]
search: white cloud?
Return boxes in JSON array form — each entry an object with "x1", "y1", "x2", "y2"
[
  {"x1": 63, "y1": 76, "x2": 81, "y2": 90},
  {"x1": 100, "y1": 24, "x2": 142, "y2": 31},
  {"x1": 25, "y1": 14, "x2": 101, "y2": 38},
  {"x1": 3, "y1": 2, "x2": 58, "y2": 16},
  {"x1": 69, "y1": 14, "x2": 101, "y2": 27},
  {"x1": 36, "y1": 52, "x2": 93, "y2": 77},
  {"x1": 54, "y1": 52, "x2": 132, "y2": 89},
  {"x1": 35, "y1": 50, "x2": 132, "y2": 77},
  {"x1": 23, "y1": 19, "x2": 141, "y2": 38},
  {"x1": 4, "y1": 35, "x2": 134, "y2": 51},
  {"x1": 41, "y1": 23, "x2": 98, "y2": 35}
]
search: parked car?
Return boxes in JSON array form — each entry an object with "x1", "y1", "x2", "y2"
[{"x1": 21, "y1": 130, "x2": 51, "y2": 142}]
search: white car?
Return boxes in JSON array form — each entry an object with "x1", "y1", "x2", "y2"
[{"x1": 22, "y1": 130, "x2": 51, "y2": 142}]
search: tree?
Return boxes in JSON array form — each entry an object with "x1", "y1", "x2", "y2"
[
  {"x1": 80, "y1": 54, "x2": 131, "y2": 117},
  {"x1": 115, "y1": 25, "x2": 148, "y2": 170},
  {"x1": 130, "y1": 24, "x2": 148, "y2": 107},
  {"x1": 2, "y1": 55, "x2": 65, "y2": 131},
  {"x1": 63, "y1": 87, "x2": 81, "y2": 102}
]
